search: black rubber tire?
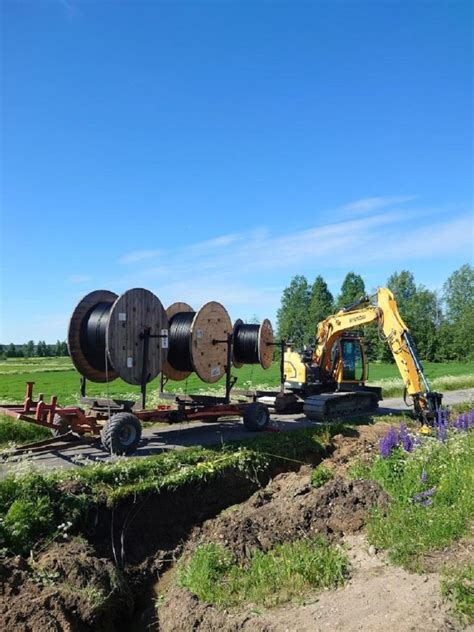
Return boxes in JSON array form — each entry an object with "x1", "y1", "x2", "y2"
[
  {"x1": 101, "y1": 412, "x2": 142, "y2": 455},
  {"x1": 51, "y1": 414, "x2": 70, "y2": 437},
  {"x1": 243, "y1": 403, "x2": 270, "y2": 432}
]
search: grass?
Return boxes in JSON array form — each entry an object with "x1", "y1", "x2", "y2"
[
  {"x1": 0, "y1": 357, "x2": 472, "y2": 405},
  {"x1": 310, "y1": 463, "x2": 334, "y2": 488},
  {"x1": 0, "y1": 414, "x2": 51, "y2": 446},
  {"x1": 0, "y1": 425, "x2": 333, "y2": 554},
  {"x1": 178, "y1": 537, "x2": 349, "y2": 608},
  {"x1": 441, "y1": 564, "x2": 474, "y2": 625},
  {"x1": 361, "y1": 424, "x2": 474, "y2": 570}
]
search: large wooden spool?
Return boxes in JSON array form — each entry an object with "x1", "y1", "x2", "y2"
[
  {"x1": 68, "y1": 288, "x2": 168, "y2": 385},
  {"x1": 163, "y1": 301, "x2": 233, "y2": 384},
  {"x1": 68, "y1": 290, "x2": 119, "y2": 383},
  {"x1": 232, "y1": 318, "x2": 274, "y2": 369}
]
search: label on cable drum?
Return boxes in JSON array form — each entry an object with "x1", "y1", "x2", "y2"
[
  {"x1": 127, "y1": 357, "x2": 133, "y2": 368},
  {"x1": 211, "y1": 366, "x2": 220, "y2": 378},
  {"x1": 161, "y1": 329, "x2": 168, "y2": 349},
  {"x1": 119, "y1": 313, "x2": 127, "y2": 322},
  {"x1": 196, "y1": 329, "x2": 203, "y2": 339}
]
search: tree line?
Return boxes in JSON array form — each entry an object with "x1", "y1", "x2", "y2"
[
  {"x1": 276, "y1": 264, "x2": 473, "y2": 362},
  {"x1": 0, "y1": 340, "x2": 69, "y2": 360}
]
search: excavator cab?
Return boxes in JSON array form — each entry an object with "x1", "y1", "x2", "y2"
[{"x1": 330, "y1": 335, "x2": 366, "y2": 384}]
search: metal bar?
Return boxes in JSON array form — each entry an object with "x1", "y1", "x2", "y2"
[{"x1": 224, "y1": 332, "x2": 232, "y2": 404}]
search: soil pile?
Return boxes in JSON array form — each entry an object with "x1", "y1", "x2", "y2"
[
  {"x1": 0, "y1": 539, "x2": 132, "y2": 631},
  {"x1": 184, "y1": 470, "x2": 389, "y2": 565}
]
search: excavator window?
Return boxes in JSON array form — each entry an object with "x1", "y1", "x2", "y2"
[{"x1": 341, "y1": 339, "x2": 363, "y2": 382}]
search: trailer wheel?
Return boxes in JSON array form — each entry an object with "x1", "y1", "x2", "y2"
[
  {"x1": 51, "y1": 414, "x2": 70, "y2": 437},
  {"x1": 243, "y1": 403, "x2": 270, "y2": 432},
  {"x1": 102, "y1": 412, "x2": 142, "y2": 455}
]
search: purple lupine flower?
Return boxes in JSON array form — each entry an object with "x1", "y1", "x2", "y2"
[
  {"x1": 420, "y1": 469, "x2": 428, "y2": 483},
  {"x1": 435, "y1": 408, "x2": 449, "y2": 442},
  {"x1": 453, "y1": 411, "x2": 474, "y2": 432},
  {"x1": 412, "y1": 487, "x2": 436, "y2": 503},
  {"x1": 421, "y1": 498, "x2": 433, "y2": 507},
  {"x1": 379, "y1": 427, "x2": 399, "y2": 458},
  {"x1": 399, "y1": 423, "x2": 414, "y2": 452}
]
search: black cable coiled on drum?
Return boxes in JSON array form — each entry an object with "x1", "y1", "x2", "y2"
[
  {"x1": 233, "y1": 323, "x2": 260, "y2": 364},
  {"x1": 80, "y1": 302, "x2": 112, "y2": 372},
  {"x1": 167, "y1": 312, "x2": 196, "y2": 372}
]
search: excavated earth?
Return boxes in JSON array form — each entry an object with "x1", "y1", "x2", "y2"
[{"x1": 0, "y1": 423, "x2": 467, "y2": 631}]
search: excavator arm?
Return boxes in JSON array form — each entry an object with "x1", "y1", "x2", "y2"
[{"x1": 313, "y1": 288, "x2": 442, "y2": 418}]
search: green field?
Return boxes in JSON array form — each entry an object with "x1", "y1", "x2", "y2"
[{"x1": 0, "y1": 356, "x2": 473, "y2": 406}]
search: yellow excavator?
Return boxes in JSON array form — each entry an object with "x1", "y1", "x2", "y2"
[{"x1": 281, "y1": 287, "x2": 443, "y2": 422}]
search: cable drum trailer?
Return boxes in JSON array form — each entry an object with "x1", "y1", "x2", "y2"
[{"x1": 1, "y1": 288, "x2": 276, "y2": 456}]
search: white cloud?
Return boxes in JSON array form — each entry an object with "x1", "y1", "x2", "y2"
[
  {"x1": 119, "y1": 249, "x2": 162, "y2": 264},
  {"x1": 68, "y1": 274, "x2": 92, "y2": 284},
  {"x1": 339, "y1": 195, "x2": 416, "y2": 216}
]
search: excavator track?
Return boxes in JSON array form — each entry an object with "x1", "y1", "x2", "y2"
[{"x1": 303, "y1": 392, "x2": 379, "y2": 421}]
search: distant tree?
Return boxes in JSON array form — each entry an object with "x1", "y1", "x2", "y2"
[
  {"x1": 53, "y1": 340, "x2": 69, "y2": 356},
  {"x1": 6, "y1": 343, "x2": 17, "y2": 358},
  {"x1": 249, "y1": 314, "x2": 260, "y2": 324},
  {"x1": 387, "y1": 270, "x2": 417, "y2": 308},
  {"x1": 36, "y1": 340, "x2": 47, "y2": 357},
  {"x1": 307, "y1": 276, "x2": 334, "y2": 341},
  {"x1": 337, "y1": 272, "x2": 366, "y2": 308},
  {"x1": 443, "y1": 264, "x2": 474, "y2": 321},
  {"x1": 277, "y1": 275, "x2": 311, "y2": 349},
  {"x1": 387, "y1": 271, "x2": 439, "y2": 361},
  {"x1": 24, "y1": 340, "x2": 35, "y2": 358},
  {"x1": 441, "y1": 264, "x2": 474, "y2": 360}
]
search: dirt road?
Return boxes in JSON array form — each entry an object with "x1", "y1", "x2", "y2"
[{"x1": 2, "y1": 388, "x2": 472, "y2": 473}]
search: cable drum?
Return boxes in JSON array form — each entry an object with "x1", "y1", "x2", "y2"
[
  {"x1": 232, "y1": 318, "x2": 274, "y2": 369},
  {"x1": 163, "y1": 301, "x2": 233, "y2": 384},
  {"x1": 68, "y1": 288, "x2": 168, "y2": 385}
]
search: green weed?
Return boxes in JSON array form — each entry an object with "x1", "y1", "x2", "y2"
[
  {"x1": 178, "y1": 537, "x2": 348, "y2": 608},
  {"x1": 310, "y1": 463, "x2": 334, "y2": 488},
  {"x1": 441, "y1": 564, "x2": 474, "y2": 625}
]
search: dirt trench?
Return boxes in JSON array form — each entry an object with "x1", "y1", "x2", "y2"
[{"x1": 1, "y1": 422, "x2": 418, "y2": 632}]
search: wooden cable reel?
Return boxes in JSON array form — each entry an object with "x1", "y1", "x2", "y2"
[
  {"x1": 163, "y1": 301, "x2": 233, "y2": 384},
  {"x1": 68, "y1": 288, "x2": 168, "y2": 385},
  {"x1": 232, "y1": 318, "x2": 274, "y2": 369}
]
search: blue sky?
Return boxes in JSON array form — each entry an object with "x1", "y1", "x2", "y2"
[{"x1": 1, "y1": 0, "x2": 472, "y2": 342}]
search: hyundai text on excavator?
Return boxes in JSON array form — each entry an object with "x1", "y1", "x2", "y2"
[{"x1": 280, "y1": 288, "x2": 443, "y2": 422}]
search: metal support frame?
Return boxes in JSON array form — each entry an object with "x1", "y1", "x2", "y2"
[{"x1": 139, "y1": 327, "x2": 168, "y2": 409}]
